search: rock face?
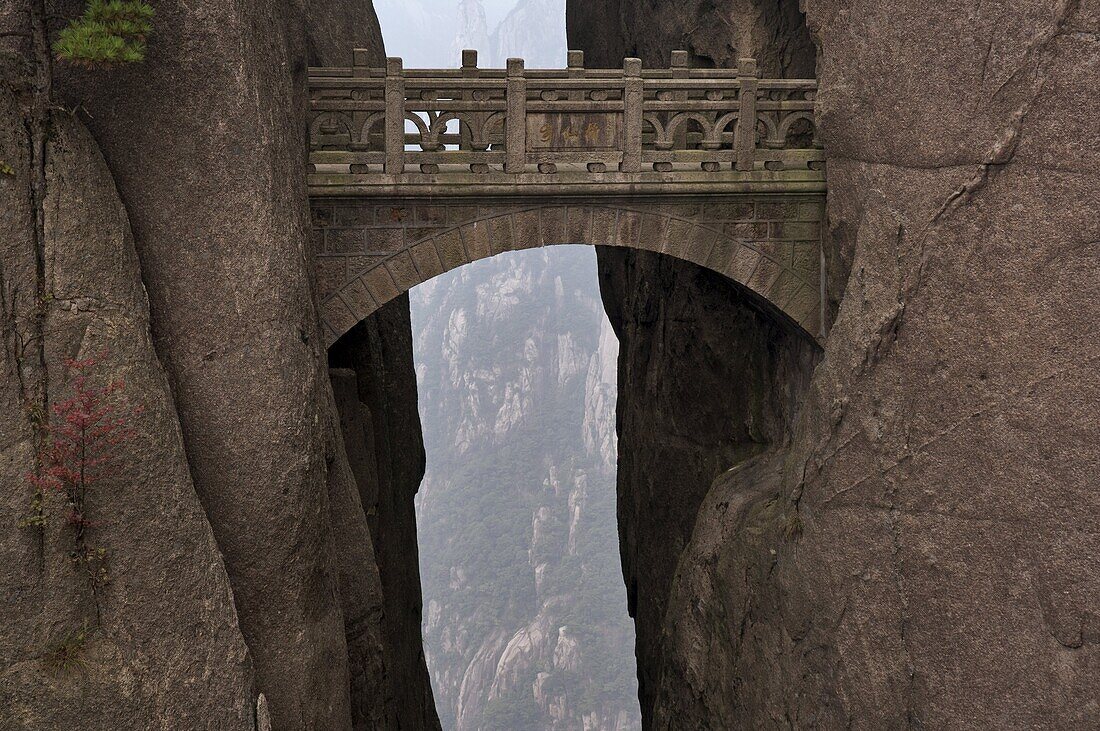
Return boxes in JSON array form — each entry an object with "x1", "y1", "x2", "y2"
[
  {"x1": 569, "y1": 4, "x2": 821, "y2": 724},
  {"x1": 778, "y1": 2, "x2": 1098, "y2": 725},
  {"x1": 566, "y1": 0, "x2": 815, "y2": 77},
  {"x1": 330, "y1": 299, "x2": 441, "y2": 731},
  {"x1": 596, "y1": 249, "x2": 819, "y2": 725},
  {"x1": 572, "y1": 0, "x2": 1100, "y2": 727},
  {"x1": 44, "y1": 0, "x2": 391, "y2": 723},
  {"x1": 0, "y1": 1, "x2": 438, "y2": 729},
  {"x1": 1, "y1": 0, "x2": 1093, "y2": 726},
  {"x1": 0, "y1": 69, "x2": 252, "y2": 727}
]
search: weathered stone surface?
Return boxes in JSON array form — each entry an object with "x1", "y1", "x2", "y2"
[
  {"x1": 326, "y1": 369, "x2": 395, "y2": 731},
  {"x1": 0, "y1": 0, "x2": 1088, "y2": 727},
  {"x1": 316, "y1": 198, "x2": 824, "y2": 344},
  {"x1": 46, "y1": 0, "x2": 402, "y2": 727},
  {"x1": 650, "y1": 451, "x2": 814, "y2": 730},
  {"x1": 0, "y1": 86, "x2": 252, "y2": 728},
  {"x1": 574, "y1": 0, "x2": 1100, "y2": 727},
  {"x1": 330, "y1": 298, "x2": 441, "y2": 731},
  {"x1": 566, "y1": 0, "x2": 815, "y2": 77},
  {"x1": 595, "y1": 248, "x2": 819, "y2": 725}
]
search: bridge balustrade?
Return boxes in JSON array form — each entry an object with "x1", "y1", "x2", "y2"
[
  {"x1": 307, "y1": 50, "x2": 823, "y2": 194},
  {"x1": 307, "y1": 50, "x2": 828, "y2": 346}
]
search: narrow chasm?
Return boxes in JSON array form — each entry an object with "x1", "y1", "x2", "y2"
[
  {"x1": 567, "y1": 0, "x2": 823, "y2": 726},
  {"x1": 3, "y1": 0, "x2": 1092, "y2": 727},
  {"x1": 597, "y1": 249, "x2": 820, "y2": 726},
  {"x1": 329, "y1": 1, "x2": 825, "y2": 727},
  {"x1": 328, "y1": 297, "x2": 442, "y2": 731}
]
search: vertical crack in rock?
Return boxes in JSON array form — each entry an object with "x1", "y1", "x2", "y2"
[
  {"x1": 20, "y1": 0, "x2": 51, "y2": 563},
  {"x1": 567, "y1": 2, "x2": 823, "y2": 724},
  {"x1": 885, "y1": 479, "x2": 916, "y2": 728},
  {"x1": 933, "y1": 0, "x2": 1078, "y2": 223},
  {"x1": 40, "y1": 4, "x2": 402, "y2": 725},
  {"x1": 932, "y1": 108, "x2": 1023, "y2": 223},
  {"x1": 27, "y1": 1, "x2": 48, "y2": 391}
]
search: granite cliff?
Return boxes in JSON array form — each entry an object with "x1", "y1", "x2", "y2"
[
  {"x1": 569, "y1": 0, "x2": 1099, "y2": 727},
  {"x1": 0, "y1": 0, "x2": 1095, "y2": 728},
  {"x1": 0, "y1": 51, "x2": 253, "y2": 730},
  {"x1": 1, "y1": 1, "x2": 435, "y2": 728}
]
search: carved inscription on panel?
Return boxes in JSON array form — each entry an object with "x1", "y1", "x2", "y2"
[{"x1": 527, "y1": 113, "x2": 622, "y2": 150}]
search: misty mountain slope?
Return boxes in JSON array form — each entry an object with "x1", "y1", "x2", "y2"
[
  {"x1": 491, "y1": 0, "x2": 567, "y2": 66},
  {"x1": 377, "y1": 0, "x2": 566, "y2": 67},
  {"x1": 411, "y1": 248, "x2": 639, "y2": 731}
]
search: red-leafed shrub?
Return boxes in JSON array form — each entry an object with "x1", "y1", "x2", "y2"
[{"x1": 23, "y1": 352, "x2": 142, "y2": 604}]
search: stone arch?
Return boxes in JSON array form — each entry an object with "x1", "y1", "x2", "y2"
[{"x1": 317, "y1": 202, "x2": 823, "y2": 347}]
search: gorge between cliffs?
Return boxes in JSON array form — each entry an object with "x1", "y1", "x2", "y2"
[{"x1": 0, "y1": 0, "x2": 1097, "y2": 730}]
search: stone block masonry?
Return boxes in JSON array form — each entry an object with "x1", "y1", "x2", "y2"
[{"x1": 312, "y1": 195, "x2": 825, "y2": 345}]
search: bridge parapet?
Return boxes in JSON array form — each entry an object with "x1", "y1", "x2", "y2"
[{"x1": 307, "y1": 50, "x2": 823, "y2": 196}]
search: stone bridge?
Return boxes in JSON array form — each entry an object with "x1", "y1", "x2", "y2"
[{"x1": 308, "y1": 50, "x2": 826, "y2": 345}]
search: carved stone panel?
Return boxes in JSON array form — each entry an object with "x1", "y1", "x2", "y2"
[{"x1": 527, "y1": 113, "x2": 622, "y2": 150}]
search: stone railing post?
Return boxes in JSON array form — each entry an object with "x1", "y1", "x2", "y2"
[
  {"x1": 384, "y1": 57, "x2": 405, "y2": 174},
  {"x1": 460, "y1": 49, "x2": 477, "y2": 151},
  {"x1": 670, "y1": 50, "x2": 689, "y2": 150},
  {"x1": 735, "y1": 57, "x2": 758, "y2": 171},
  {"x1": 351, "y1": 48, "x2": 372, "y2": 170},
  {"x1": 352, "y1": 48, "x2": 371, "y2": 80},
  {"x1": 505, "y1": 58, "x2": 527, "y2": 174},
  {"x1": 567, "y1": 49, "x2": 585, "y2": 102},
  {"x1": 621, "y1": 57, "x2": 643, "y2": 173}
]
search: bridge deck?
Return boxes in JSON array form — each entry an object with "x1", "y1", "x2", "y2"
[
  {"x1": 307, "y1": 51, "x2": 827, "y2": 346},
  {"x1": 307, "y1": 49, "x2": 823, "y2": 196},
  {"x1": 308, "y1": 166, "x2": 826, "y2": 198}
]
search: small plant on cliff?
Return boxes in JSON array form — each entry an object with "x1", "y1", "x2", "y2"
[
  {"x1": 25, "y1": 353, "x2": 142, "y2": 607},
  {"x1": 42, "y1": 623, "x2": 90, "y2": 673},
  {"x1": 782, "y1": 511, "x2": 803, "y2": 543},
  {"x1": 53, "y1": 1, "x2": 154, "y2": 67},
  {"x1": 16, "y1": 489, "x2": 47, "y2": 529}
]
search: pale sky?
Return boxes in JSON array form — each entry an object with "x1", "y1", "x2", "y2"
[{"x1": 375, "y1": 0, "x2": 566, "y2": 68}]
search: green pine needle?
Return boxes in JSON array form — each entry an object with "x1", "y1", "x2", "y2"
[{"x1": 53, "y1": 1, "x2": 154, "y2": 67}]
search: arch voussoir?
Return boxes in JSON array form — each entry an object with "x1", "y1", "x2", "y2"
[
  {"x1": 337, "y1": 276, "x2": 378, "y2": 321},
  {"x1": 409, "y1": 241, "x2": 446, "y2": 282},
  {"x1": 513, "y1": 210, "x2": 542, "y2": 250},
  {"x1": 463, "y1": 219, "x2": 492, "y2": 260},
  {"x1": 362, "y1": 265, "x2": 399, "y2": 310},
  {"x1": 747, "y1": 254, "x2": 784, "y2": 293},
  {"x1": 727, "y1": 244, "x2": 764, "y2": 284},
  {"x1": 703, "y1": 236, "x2": 739, "y2": 273},
  {"x1": 434, "y1": 229, "x2": 469, "y2": 272},
  {"x1": 565, "y1": 206, "x2": 593, "y2": 243},
  {"x1": 635, "y1": 213, "x2": 669, "y2": 255},
  {"x1": 487, "y1": 215, "x2": 514, "y2": 255},
  {"x1": 766, "y1": 270, "x2": 805, "y2": 313},
  {"x1": 322, "y1": 293, "x2": 361, "y2": 340},
  {"x1": 539, "y1": 207, "x2": 566, "y2": 243},
  {"x1": 592, "y1": 208, "x2": 618, "y2": 244},
  {"x1": 386, "y1": 251, "x2": 420, "y2": 292},
  {"x1": 683, "y1": 224, "x2": 722, "y2": 269},
  {"x1": 614, "y1": 210, "x2": 642, "y2": 248}
]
